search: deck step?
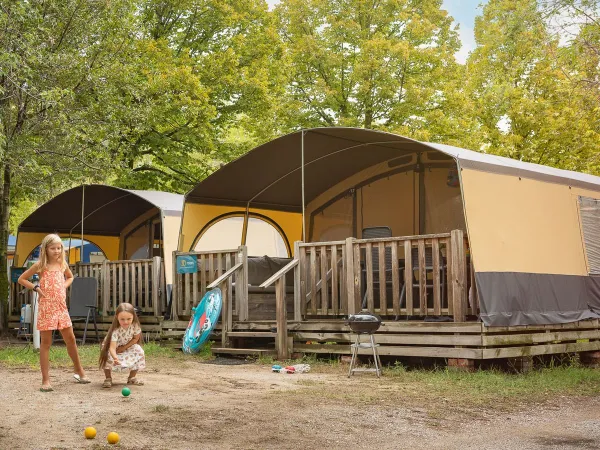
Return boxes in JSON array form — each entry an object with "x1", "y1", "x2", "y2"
[
  {"x1": 211, "y1": 347, "x2": 275, "y2": 356},
  {"x1": 227, "y1": 331, "x2": 276, "y2": 338}
]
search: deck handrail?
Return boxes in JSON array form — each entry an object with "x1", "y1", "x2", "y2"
[
  {"x1": 207, "y1": 261, "x2": 244, "y2": 347},
  {"x1": 259, "y1": 259, "x2": 299, "y2": 288},
  {"x1": 208, "y1": 262, "x2": 244, "y2": 289},
  {"x1": 353, "y1": 232, "x2": 451, "y2": 244}
]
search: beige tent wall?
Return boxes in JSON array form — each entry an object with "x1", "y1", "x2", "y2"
[
  {"x1": 118, "y1": 208, "x2": 161, "y2": 259},
  {"x1": 424, "y1": 168, "x2": 466, "y2": 234},
  {"x1": 179, "y1": 203, "x2": 302, "y2": 255},
  {"x1": 162, "y1": 213, "x2": 182, "y2": 285},
  {"x1": 461, "y1": 168, "x2": 599, "y2": 275},
  {"x1": 357, "y1": 171, "x2": 416, "y2": 237},
  {"x1": 14, "y1": 232, "x2": 119, "y2": 266},
  {"x1": 307, "y1": 158, "x2": 463, "y2": 242}
]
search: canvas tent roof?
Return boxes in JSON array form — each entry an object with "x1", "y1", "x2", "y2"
[
  {"x1": 19, "y1": 185, "x2": 183, "y2": 235},
  {"x1": 185, "y1": 128, "x2": 600, "y2": 210}
]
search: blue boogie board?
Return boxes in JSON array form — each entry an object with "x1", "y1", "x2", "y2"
[{"x1": 182, "y1": 288, "x2": 222, "y2": 354}]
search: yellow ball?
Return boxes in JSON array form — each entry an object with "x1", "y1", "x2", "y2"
[
  {"x1": 84, "y1": 427, "x2": 96, "y2": 439},
  {"x1": 107, "y1": 432, "x2": 120, "y2": 445}
]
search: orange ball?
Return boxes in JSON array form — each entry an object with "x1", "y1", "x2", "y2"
[
  {"x1": 84, "y1": 427, "x2": 96, "y2": 439},
  {"x1": 107, "y1": 432, "x2": 120, "y2": 445}
]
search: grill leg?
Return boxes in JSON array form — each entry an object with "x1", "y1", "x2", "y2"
[
  {"x1": 371, "y1": 334, "x2": 381, "y2": 377},
  {"x1": 348, "y1": 333, "x2": 360, "y2": 377}
]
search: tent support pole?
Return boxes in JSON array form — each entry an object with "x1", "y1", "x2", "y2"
[
  {"x1": 80, "y1": 184, "x2": 85, "y2": 263},
  {"x1": 301, "y1": 130, "x2": 306, "y2": 242},
  {"x1": 241, "y1": 202, "x2": 249, "y2": 245}
]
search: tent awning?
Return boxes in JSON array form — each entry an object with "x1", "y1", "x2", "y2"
[
  {"x1": 19, "y1": 185, "x2": 183, "y2": 235},
  {"x1": 185, "y1": 127, "x2": 600, "y2": 210}
]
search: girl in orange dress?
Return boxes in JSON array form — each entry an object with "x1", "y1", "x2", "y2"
[{"x1": 18, "y1": 234, "x2": 91, "y2": 392}]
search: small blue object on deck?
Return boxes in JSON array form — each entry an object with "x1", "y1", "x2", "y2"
[
  {"x1": 177, "y1": 255, "x2": 198, "y2": 274},
  {"x1": 182, "y1": 288, "x2": 222, "y2": 354}
]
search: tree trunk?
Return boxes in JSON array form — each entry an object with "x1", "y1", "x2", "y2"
[{"x1": 0, "y1": 161, "x2": 11, "y2": 332}]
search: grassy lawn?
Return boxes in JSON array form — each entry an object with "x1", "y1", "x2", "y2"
[
  {"x1": 0, "y1": 341, "x2": 212, "y2": 369},
  {"x1": 2, "y1": 342, "x2": 599, "y2": 410}
]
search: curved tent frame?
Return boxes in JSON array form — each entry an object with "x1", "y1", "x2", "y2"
[
  {"x1": 15, "y1": 185, "x2": 183, "y2": 286},
  {"x1": 181, "y1": 127, "x2": 600, "y2": 327}
]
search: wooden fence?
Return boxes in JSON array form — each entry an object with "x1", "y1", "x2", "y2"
[
  {"x1": 8, "y1": 257, "x2": 166, "y2": 317},
  {"x1": 294, "y1": 229, "x2": 474, "y2": 320},
  {"x1": 171, "y1": 247, "x2": 248, "y2": 320}
]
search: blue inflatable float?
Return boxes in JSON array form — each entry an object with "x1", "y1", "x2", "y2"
[{"x1": 182, "y1": 288, "x2": 222, "y2": 354}]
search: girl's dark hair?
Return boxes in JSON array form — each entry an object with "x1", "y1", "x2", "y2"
[{"x1": 99, "y1": 303, "x2": 141, "y2": 369}]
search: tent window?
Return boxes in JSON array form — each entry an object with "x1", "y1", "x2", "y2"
[
  {"x1": 579, "y1": 196, "x2": 600, "y2": 274},
  {"x1": 194, "y1": 215, "x2": 288, "y2": 257}
]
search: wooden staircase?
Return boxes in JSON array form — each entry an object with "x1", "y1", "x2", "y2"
[{"x1": 211, "y1": 330, "x2": 278, "y2": 357}]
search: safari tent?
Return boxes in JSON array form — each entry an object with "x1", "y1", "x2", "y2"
[
  {"x1": 10, "y1": 185, "x2": 183, "y2": 320},
  {"x1": 172, "y1": 128, "x2": 600, "y2": 362}
]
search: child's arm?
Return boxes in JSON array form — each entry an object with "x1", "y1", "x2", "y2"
[
  {"x1": 109, "y1": 340, "x2": 121, "y2": 365},
  {"x1": 17, "y1": 263, "x2": 45, "y2": 296},
  {"x1": 116, "y1": 331, "x2": 141, "y2": 354},
  {"x1": 64, "y1": 266, "x2": 74, "y2": 288}
]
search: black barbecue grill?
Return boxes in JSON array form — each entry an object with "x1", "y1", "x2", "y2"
[
  {"x1": 346, "y1": 312, "x2": 383, "y2": 334},
  {"x1": 346, "y1": 311, "x2": 383, "y2": 377}
]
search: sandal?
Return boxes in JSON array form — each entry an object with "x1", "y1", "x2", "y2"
[
  {"x1": 40, "y1": 386, "x2": 54, "y2": 392},
  {"x1": 73, "y1": 374, "x2": 91, "y2": 384},
  {"x1": 127, "y1": 377, "x2": 144, "y2": 386},
  {"x1": 102, "y1": 378, "x2": 113, "y2": 388}
]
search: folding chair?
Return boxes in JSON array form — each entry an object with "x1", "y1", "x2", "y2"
[{"x1": 69, "y1": 277, "x2": 100, "y2": 345}]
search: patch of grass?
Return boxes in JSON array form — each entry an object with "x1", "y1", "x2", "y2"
[
  {"x1": 277, "y1": 359, "x2": 600, "y2": 412},
  {"x1": 384, "y1": 363, "x2": 600, "y2": 405},
  {"x1": 152, "y1": 404, "x2": 170, "y2": 413},
  {"x1": 0, "y1": 341, "x2": 202, "y2": 369}
]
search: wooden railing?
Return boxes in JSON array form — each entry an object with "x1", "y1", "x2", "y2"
[
  {"x1": 259, "y1": 242, "x2": 303, "y2": 359},
  {"x1": 346, "y1": 230, "x2": 471, "y2": 320},
  {"x1": 171, "y1": 247, "x2": 248, "y2": 321},
  {"x1": 293, "y1": 230, "x2": 473, "y2": 321},
  {"x1": 208, "y1": 262, "x2": 245, "y2": 347},
  {"x1": 9, "y1": 257, "x2": 166, "y2": 318},
  {"x1": 297, "y1": 240, "x2": 347, "y2": 317}
]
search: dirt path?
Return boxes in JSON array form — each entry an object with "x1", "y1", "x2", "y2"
[{"x1": 1, "y1": 359, "x2": 599, "y2": 449}]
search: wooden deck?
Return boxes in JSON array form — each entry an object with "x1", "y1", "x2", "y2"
[{"x1": 9, "y1": 230, "x2": 600, "y2": 366}]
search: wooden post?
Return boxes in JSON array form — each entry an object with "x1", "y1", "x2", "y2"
[
  {"x1": 293, "y1": 241, "x2": 302, "y2": 322},
  {"x1": 275, "y1": 277, "x2": 289, "y2": 359},
  {"x1": 238, "y1": 246, "x2": 248, "y2": 322},
  {"x1": 171, "y1": 251, "x2": 179, "y2": 321},
  {"x1": 152, "y1": 256, "x2": 161, "y2": 317},
  {"x1": 102, "y1": 260, "x2": 110, "y2": 316},
  {"x1": 450, "y1": 229, "x2": 466, "y2": 322},
  {"x1": 221, "y1": 281, "x2": 229, "y2": 347},
  {"x1": 345, "y1": 237, "x2": 357, "y2": 315}
]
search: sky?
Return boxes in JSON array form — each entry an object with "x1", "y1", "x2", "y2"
[{"x1": 266, "y1": 0, "x2": 488, "y2": 64}]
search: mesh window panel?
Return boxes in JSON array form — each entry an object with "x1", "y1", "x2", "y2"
[{"x1": 579, "y1": 196, "x2": 600, "y2": 274}]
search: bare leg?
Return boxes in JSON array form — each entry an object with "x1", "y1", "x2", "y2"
[
  {"x1": 59, "y1": 327, "x2": 85, "y2": 378},
  {"x1": 39, "y1": 331, "x2": 53, "y2": 389},
  {"x1": 104, "y1": 369, "x2": 112, "y2": 379},
  {"x1": 128, "y1": 370, "x2": 137, "y2": 380}
]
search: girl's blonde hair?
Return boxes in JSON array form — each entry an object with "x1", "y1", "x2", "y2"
[
  {"x1": 38, "y1": 234, "x2": 67, "y2": 272},
  {"x1": 99, "y1": 303, "x2": 142, "y2": 369}
]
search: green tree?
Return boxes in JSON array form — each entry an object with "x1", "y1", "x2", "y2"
[
  {"x1": 106, "y1": 0, "x2": 286, "y2": 193},
  {"x1": 274, "y1": 0, "x2": 465, "y2": 135},
  {"x1": 0, "y1": 0, "x2": 137, "y2": 329},
  {"x1": 466, "y1": 0, "x2": 600, "y2": 171}
]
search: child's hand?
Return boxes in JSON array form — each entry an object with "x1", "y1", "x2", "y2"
[
  {"x1": 36, "y1": 288, "x2": 46, "y2": 297},
  {"x1": 113, "y1": 358, "x2": 121, "y2": 366},
  {"x1": 116, "y1": 346, "x2": 124, "y2": 354}
]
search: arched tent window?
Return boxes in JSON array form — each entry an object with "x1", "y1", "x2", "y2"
[
  {"x1": 24, "y1": 239, "x2": 107, "y2": 265},
  {"x1": 194, "y1": 215, "x2": 289, "y2": 257}
]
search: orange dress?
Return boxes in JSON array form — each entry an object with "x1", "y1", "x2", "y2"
[{"x1": 36, "y1": 269, "x2": 72, "y2": 331}]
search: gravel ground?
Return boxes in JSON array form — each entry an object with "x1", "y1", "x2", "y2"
[{"x1": 1, "y1": 360, "x2": 599, "y2": 449}]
